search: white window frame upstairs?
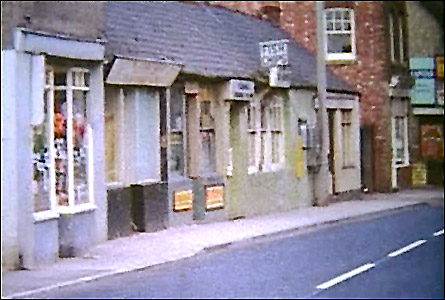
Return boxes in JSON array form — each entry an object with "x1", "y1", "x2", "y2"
[{"x1": 324, "y1": 8, "x2": 356, "y2": 61}]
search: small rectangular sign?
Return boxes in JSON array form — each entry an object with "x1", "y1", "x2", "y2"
[
  {"x1": 436, "y1": 56, "x2": 444, "y2": 79},
  {"x1": 205, "y1": 185, "x2": 224, "y2": 211},
  {"x1": 411, "y1": 162, "x2": 427, "y2": 187},
  {"x1": 410, "y1": 57, "x2": 436, "y2": 106},
  {"x1": 173, "y1": 190, "x2": 193, "y2": 212}
]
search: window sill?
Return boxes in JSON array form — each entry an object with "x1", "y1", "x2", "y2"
[
  {"x1": 106, "y1": 182, "x2": 125, "y2": 190},
  {"x1": 395, "y1": 162, "x2": 410, "y2": 169},
  {"x1": 34, "y1": 210, "x2": 60, "y2": 223},
  {"x1": 342, "y1": 165, "x2": 356, "y2": 170},
  {"x1": 326, "y1": 58, "x2": 356, "y2": 65},
  {"x1": 57, "y1": 203, "x2": 97, "y2": 215},
  {"x1": 248, "y1": 163, "x2": 284, "y2": 174},
  {"x1": 248, "y1": 166, "x2": 258, "y2": 175}
]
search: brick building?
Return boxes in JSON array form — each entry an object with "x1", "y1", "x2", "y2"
[
  {"x1": 406, "y1": 1, "x2": 444, "y2": 186},
  {"x1": 208, "y1": 1, "x2": 414, "y2": 192}
]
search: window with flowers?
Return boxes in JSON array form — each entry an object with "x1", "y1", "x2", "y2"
[{"x1": 32, "y1": 65, "x2": 92, "y2": 212}]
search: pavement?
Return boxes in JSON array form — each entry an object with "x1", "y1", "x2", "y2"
[{"x1": 2, "y1": 187, "x2": 443, "y2": 299}]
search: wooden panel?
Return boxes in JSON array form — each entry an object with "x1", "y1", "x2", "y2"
[
  {"x1": 173, "y1": 190, "x2": 193, "y2": 212},
  {"x1": 205, "y1": 185, "x2": 224, "y2": 211}
]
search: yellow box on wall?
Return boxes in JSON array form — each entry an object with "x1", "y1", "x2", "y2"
[
  {"x1": 205, "y1": 185, "x2": 224, "y2": 211},
  {"x1": 173, "y1": 190, "x2": 193, "y2": 212}
]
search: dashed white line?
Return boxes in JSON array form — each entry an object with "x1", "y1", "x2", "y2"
[
  {"x1": 433, "y1": 229, "x2": 444, "y2": 237},
  {"x1": 316, "y1": 263, "x2": 375, "y2": 290},
  {"x1": 387, "y1": 240, "x2": 427, "y2": 258}
]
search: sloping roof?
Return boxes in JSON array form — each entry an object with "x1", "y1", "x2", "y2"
[{"x1": 104, "y1": 1, "x2": 355, "y2": 92}]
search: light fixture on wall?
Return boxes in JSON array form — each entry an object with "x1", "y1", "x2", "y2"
[{"x1": 313, "y1": 95, "x2": 319, "y2": 110}]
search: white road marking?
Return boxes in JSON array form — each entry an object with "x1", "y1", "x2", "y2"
[
  {"x1": 433, "y1": 229, "x2": 444, "y2": 237},
  {"x1": 387, "y1": 240, "x2": 427, "y2": 258},
  {"x1": 316, "y1": 263, "x2": 375, "y2": 290}
]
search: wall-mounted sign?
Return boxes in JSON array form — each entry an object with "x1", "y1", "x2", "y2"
[
  {"x1": 269, "y1": 65, "x2": 291, "y2": 88},
  {"x1": 223, "y1": 79, "x2": 254, "y2": 101},
  {"x1": 436, "y1": 56, "x2": 444, "y2": 79},
  {"x1": 173, "y1": 190, "x2": 193, "y2": 212},
  {"x1": 410, "y1": 57, "x2": 436, "y2": 106},
  {"x1": 259, "y1": 39, "x2": 289, "y2": 68},
  {"x1": 411, "y1": 162, "x2": 427, "y2": 187},
  {"x1": 205, "y1": 185, "x2": 224, "y2": 211}
]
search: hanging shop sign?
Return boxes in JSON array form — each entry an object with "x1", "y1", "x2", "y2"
[{"x1": 259, "y1": 39, "x2": 289, "y2": 68}]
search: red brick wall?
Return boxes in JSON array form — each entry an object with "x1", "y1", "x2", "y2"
[{"x1": 209, "y1": 1, "x2": 394, "y2": 191}]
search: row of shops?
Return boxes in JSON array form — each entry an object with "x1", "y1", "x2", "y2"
[{"x1": 2, "y1": 1, "x2": 361, "y2": 269}]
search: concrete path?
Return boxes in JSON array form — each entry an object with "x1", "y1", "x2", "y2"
[{"x1": 2, "y1": 188, "x2": 443, "y2": 299}]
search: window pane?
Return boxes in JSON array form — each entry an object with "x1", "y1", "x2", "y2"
[
  {"x1": 199, "y1": 101, "x2": 215, "y2": 174},
  {"x1": 327, "y1": 34, "x2": 352, "y2": 54},
  {"x1": 200, "y1": 130, "x2": 215, "y2": 174},
  {"x1": 54, "y1": 71, "x2": 66, "y2": 86},
  {"x1": 105, "y1": 113, "x2": 116, "y2": 182},
  {"x1": 54, "y1": 90, "x2": 69, "y2": 206},
  {"x1": 327, "y1": 21, "x2": 334, "y2": 31},
  {"x1": 170, "y1": 133, "x2": 184, "y2": 174},
  {"x1": 335, "y1": 21, "x2": 342, "y2": 31},
  {"x1": 33, "y1": 91, "x2": 51, "y2": 212},
  {"x1": 72, "y1": 90, "x2": 89, "y2": 205},
  {"x1": 249, "y1": 132, "x2": 256, "y2": 167},
  {"x1": 326, "y1": 11, "x2": 333, "y2": 21},
  {"x1": 272, "y1": 132, "x2": 280, "y2": 164},
  {"x1": 169, "y1": 85, "x2": 184, "y2": 175}
]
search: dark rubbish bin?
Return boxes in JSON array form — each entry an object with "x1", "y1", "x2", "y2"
[
  {"x1": 131, "y1": 182, "x2": 169, "y2": 233},
  {"x1": 107, "y1": 186, "x2": 133, "y2": 240}
]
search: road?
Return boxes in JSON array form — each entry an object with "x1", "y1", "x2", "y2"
[{"x1": 27, "y1": 205, "x2": 444, "y2": 299}]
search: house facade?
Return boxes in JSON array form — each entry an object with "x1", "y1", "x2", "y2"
[
  {"x1": 209, "y1": 1, "x2": 415, "y2": 193},
  {"x1": 406, "y1": 1, "x2": 444, "y2": 187},
  {"x1": 1, "y1": 1, "x2": 108, "y2": 269},
  {"x1": 1, "y1": 1, "x2": 360, "y2": 270}
]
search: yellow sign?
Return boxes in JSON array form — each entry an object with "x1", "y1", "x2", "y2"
[
  {"x1": 294, "y1": 136, "x2": 305, "y2": 178},
  {"x1": 205, "y1": 185, "x2": 224, "y2": 210},
  {"x1": 411, "y1": 162, "x2": 427, "y2": 187},
  {"x1": 437, "y1": 56, "x2": 444, "y2": 79},
  {"x1": 173, "y1": 190, "x2": 193, "y2": 212}
]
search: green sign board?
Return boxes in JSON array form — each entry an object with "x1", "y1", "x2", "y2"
[{"x1": 410, "y1": 57, "x2": 436, "y2": 106}]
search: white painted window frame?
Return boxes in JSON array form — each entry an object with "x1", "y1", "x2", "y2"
[
  {"x1": 324, "y1": 8, "x2": 356, "y2": 61},
  {"x1": 248, "y1": 94, "x2": 285, "y2": 174},
  {"x1": 43, "y1": 65, "x2": 96, "y2": 215},
  {"x1": 398, "y1": 15, "x2": 405, "y2": 63},
  {"x1": 389, "y1": 13, "x2": 396, "y2": 63},
  {"x1": 392, "y1": 115, "x2": 409, "y2": 167}
]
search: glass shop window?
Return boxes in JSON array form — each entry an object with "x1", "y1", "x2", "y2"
[
  {"x1": 199, "y1": 100, "x2": 216, "y2": 175},
  {"x1": 169, "y1": 84, "x2": 185, "y2": 176},
  {"x1": 32, "y1": 66, "x2": 92, "y2": 212}
]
